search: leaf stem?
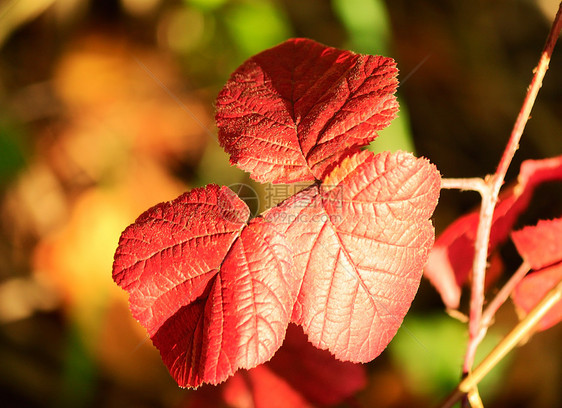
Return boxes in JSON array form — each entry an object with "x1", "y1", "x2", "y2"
[
  {"x1": 480, "y1": 261, "x2": 531, "y2": 330},
  {"x1": 439, "y1": 278, "x2": 562, "y2": 408},
  {"x1": 461, "y1": 1, "x2": 562, "y2": 377},
  {"x1": 440, "y1": 178, "x2": 488, "y2": 195}
]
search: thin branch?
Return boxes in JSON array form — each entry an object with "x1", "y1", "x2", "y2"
[
  {"x1": 439, "y1": 279, "x2": 562, "y2": 408},
  {"x1": 461, "y1": 1, "x2": 562, "y2": 376},
  {"x1": 440, "y1": 178, "x2": 488, "y2": 196},
  {"x1": 463, "y1": 189, "x2": 494, "y2": 375},
  {"x1": 480, "y1": 261, "x2": 532, "y2": 330},
  {"x1": 493, "y1": 2, "x2": 562, "y2": 194}
]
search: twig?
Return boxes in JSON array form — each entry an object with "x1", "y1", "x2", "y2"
[
  {"x1": 461, "y1": 0, "x2": 562, "y2": 378},
  {"x1": 440, "y1": 178, "x2": 488, "y2": 196},
  {"x1": 480, "y1": 261, "x2": 532, "y2": 330},
  {"x1": 462, "y1": 188, "x2": 494, "y2": 375},
  {"x1": 462, "y1": 262, "x2": 532, "y2": 374},
  {"x1": 439, "y1": 279, "x2": 562, "y2": 408},
  {"x1": 493, "y1": 2, "x2": 562, "y2": 192}
]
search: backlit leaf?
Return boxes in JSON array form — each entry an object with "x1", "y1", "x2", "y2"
[
  {"x1": 511, "y1": 217, "x2": 562, "y2": 331},
  {"x1": 512, "y1": 218, "x2": 562, "y2": 270},
  {"x1": 215, "y1": 38, "x2": 399, "y2": 184},
  {"x1": 264, "y1": 324, "x2": 366, "y2": 406},
  {"x1": 425, "y1": 155, "x2": 562, "y2": 309},
  {"x1": 264, "y1": 150, "x2": 440, "y2": 362},
  {"x1": 113, "y1": 185, "x2": 296, "y2": 387},
  {"x1": 114, "y1": 39, "x2": 442, "y2": 390},
  {"x1": 512, "y1": 264, "x2": 562, "y2": 331},
  {"x1": 188, "y1": 325, "x2": 366, "y2": 408}
]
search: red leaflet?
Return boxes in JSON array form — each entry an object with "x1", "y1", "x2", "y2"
[
  {"x1": 189, "y1": 324, "x2": 366, "y2": 408},
  {"x1": 264, "y1": 150, "x2": 441, "y2": 362},
  {"x1": 264, "y1": 324, "x2": 366, "y2": 406},
  {"x1": 511, "y1": 218, "x2": 562, "y2": 331},
  {"x1": 223, "y1": 366, "x2": 311, "y2": 408},
  {"x1": 113, "y1": 185, "x2": 297, "y2": 387},
  {"x1": 113, "y1": 185, "x2": 248, "y2": 335},
  {"x1": 512, "y1": 264, "x2": 562, "y2": 331},
  {"x1": 511, "y1": 218, "x2": 562, "y2": 270},
  {"x1": 425, "y1": 155, "x2": 562, "y2": 309},
  {"x1": 215, "y1": 38, "x2": 399, "y2": 184}
]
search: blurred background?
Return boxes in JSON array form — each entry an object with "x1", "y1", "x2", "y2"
[{"x1": 1, "y1": 0, "x2": 561, "y2": 407}]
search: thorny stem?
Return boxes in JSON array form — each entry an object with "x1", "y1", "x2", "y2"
[
  {"x1": 463, "y1": 186, "x2": 494, "y2": 375},
  {"x1": 439, "y1": 279, "x2": 562, "y2": 408},
  {"x1": 461, "y1": 1, "x2": 562, "y2": 384}
]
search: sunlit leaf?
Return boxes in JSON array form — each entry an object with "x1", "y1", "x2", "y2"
[{"x1": 216, "y1": 38, "x2": 399, "y2": 183}]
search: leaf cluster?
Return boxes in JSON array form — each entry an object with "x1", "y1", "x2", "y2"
[{"x1": 112, "y1": 38, "x2": 441, "y2": 389}]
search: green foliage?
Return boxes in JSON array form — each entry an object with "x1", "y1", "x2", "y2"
[
  {"x1": 223, "y1": 1, "x2": 292, "y2": 59},
  {"x1": 332, "y1": 0, "x2": 415, "y2": 154},
  {"x1": 0, "y1": 118, "x2": 26, "y2": 188},
  {"x1": 389, "y1": 313, "x2": 512, "y2": 401},
  {"x1": 184, "y1": 0, "x2": 228, "y2": 12},
  {"x1": 332, "y1": 0, "x2": 390, "y2": 55}
]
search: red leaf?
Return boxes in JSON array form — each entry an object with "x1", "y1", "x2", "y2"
[
  {"x1": 215, "y1": 38, "x2": 399, "y2": 184},
  {"x1": 189, "y1": 324, "x2": 366, "y2": 408},
  {"x1": 425, "y1": 155, "x2": 562, "y2": 309},
  {"x1": 512, "y1": 218, "x2": 562, "y2": 270},
  {"x1": 265, "y1": 324, "x2": 366, "y2": 406},
  {"x1": 264, "y1": 150, "x2": 441, "y2": 362},
  {"x1": 511, "y1": 217, "x2": 562, "y2": 331},
  {"x1": 113, "y1": 185, "x2": 297, "y2": 387},
  {"x1": 223, "y1": 366, "x2": 311, "y2": 408},
  {"x1": 512, "y1": 264, "x2": 562, "y2": 331},
  {"x1": 113, "y1": 185, "x2": 248, "y2": 334}
]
